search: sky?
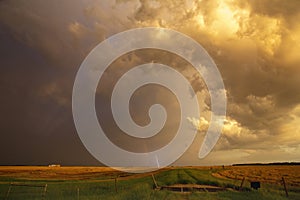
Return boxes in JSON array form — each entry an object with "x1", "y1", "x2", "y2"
[{"x1": 0, "y1": 0, "x2": 300, "y2": 166}]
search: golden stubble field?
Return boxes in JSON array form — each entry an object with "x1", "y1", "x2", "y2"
[
  {"x1": 215, "y1": 165, "x2": 300, "y2": 187},
  {"x1": 0, "y1": 166, "x2": 173, "y2": 181},
  {"x1": 0, "y1": 165, "x2": 299, "y2": 187},
  {"x1": 0, "y1": 166, "x2": 121, "y2": 180}
]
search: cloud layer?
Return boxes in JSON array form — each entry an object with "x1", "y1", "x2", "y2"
[{"x1": 0, "y1": 0, "x2": 299, "y2": 165}]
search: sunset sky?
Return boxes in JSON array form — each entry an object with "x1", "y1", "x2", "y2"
[{"x1": 0, "y1": 0, "x2": 300, "y2": 166}]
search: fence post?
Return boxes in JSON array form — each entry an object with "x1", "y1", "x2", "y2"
[
  {"x1": 282, "y1": 177, "x2": 288, "y2": 197},
  {"x1": 152, "y1": 174, "x2": 159, "y2": 189},
  {"x1": 77, "y1": 187, "x2": 80, "y2": 200},
  {"x1": 114, "y1": 176, "x2": 118, "y2": 193},
  {"x1": 5, "y1": 183, "x2": 12, "y2": 200},
  {"x1": 239, "y1": 177, "x2": 245, "y2": 191},
  {"x1": 42, "y1": 184, "x2": 47, "y2": 199}
]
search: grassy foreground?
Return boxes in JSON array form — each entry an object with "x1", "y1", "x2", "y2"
[{"x1": 0, "y1": 166, "x2": 299, "y2": 200}]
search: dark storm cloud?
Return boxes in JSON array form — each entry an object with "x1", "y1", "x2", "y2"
[
  {"x1": 0, "y1": 0, "x2": 299, "y2": 165},
  {"x1": 0, "y1": 0, "x2": 102, "y2": 165}
]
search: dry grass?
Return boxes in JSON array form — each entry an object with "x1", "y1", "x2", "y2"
[
  {"x1": 0, "y1": 166, "x2": 120, "y2": 180},
  {"x1": 0, "y1": 166, "x2": 172, "y2": 181},
  {"x1": 0, "y1": 166, "x2": 299, "y2": 199},
  {"x1": 1, "y1": 165, "x2": 299, "y2": 187},
  {"x1": 215, "y1": 165, "x2": 300, "y2": 187}
]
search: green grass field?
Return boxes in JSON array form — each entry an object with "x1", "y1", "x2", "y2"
[{"x1": 0, "y1": 166, "x2": 299, "y2": 200}]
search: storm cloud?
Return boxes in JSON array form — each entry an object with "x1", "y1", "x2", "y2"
[{"x1": 0, "y1": 0, "x2": 299, "y2": 166}]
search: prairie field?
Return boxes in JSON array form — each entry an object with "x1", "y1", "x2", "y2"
[
  {"x1": 215, "y1": 165, "x2": 300, "y2": 187},
  {"x1": 0, "y1": 165, "x2": 299, "y2": 200}
]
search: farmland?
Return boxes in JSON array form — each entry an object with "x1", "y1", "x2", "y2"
[
  {"x1": 0, "y1": 165, "x2": 299, "y2": 199},
  {"x1": 216, "y1": 165, "x2": 300, "y2": 187}
]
